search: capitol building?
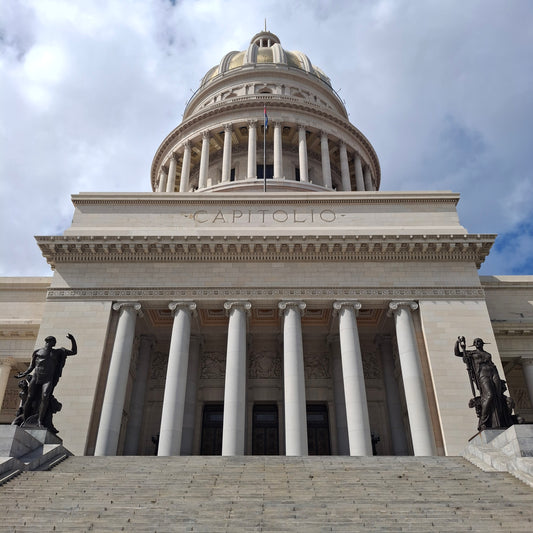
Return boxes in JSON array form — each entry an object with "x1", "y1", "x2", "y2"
[{"x1": 1, "y1": 30, "x2": 532, "y2": 461}]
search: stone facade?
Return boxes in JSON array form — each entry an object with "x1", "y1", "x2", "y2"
[{"x1": 1, "y1": 31, "x2": 532, "y2": 458}]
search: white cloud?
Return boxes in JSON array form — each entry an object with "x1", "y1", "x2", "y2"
[{"x1": 1, "y1": 0, "x2": 533, "y2": 276}]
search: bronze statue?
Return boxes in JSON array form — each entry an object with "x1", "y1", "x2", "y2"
[
  {"x1": 454, "y1": 336, "x2": 514, "y2": 431},
  {"x1": 13, "y1": 334, "x2": 77, "y2": 433}
]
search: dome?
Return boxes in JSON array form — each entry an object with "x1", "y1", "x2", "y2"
[
  {"x1": 151, "y1": 30, "x2": 381, "y2": 195},
  {"x1": 200, "y1": 31, "x2": 332, "y2": 88}
]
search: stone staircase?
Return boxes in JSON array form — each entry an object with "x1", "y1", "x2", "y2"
[{"x1": 0, "y1": 456, "x2": 532, "y2": 532}]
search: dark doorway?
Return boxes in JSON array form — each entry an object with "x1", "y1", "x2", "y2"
[
  {"x1": 307, "y1": 404, "x2": 331, "y2": 455},
  {"x1": 257, "y1": 164, "x2": 274, "y2": 179},
  {"x1": 200, "y1": 404, "x2": 223, "y2": 455},
  {"x1": 252, "y1": 404, "x2": 279, "y2": 455}
]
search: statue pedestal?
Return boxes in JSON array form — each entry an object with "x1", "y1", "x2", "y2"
[
  {"x1": 463, "y1": 424, "x2": 533, "y2": 487},
  {"x1": 0, "y1": 425, "x2": 71, "y2": 481}
]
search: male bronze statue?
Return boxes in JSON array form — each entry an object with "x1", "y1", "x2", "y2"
[
  {"x1": 454, "y1": 336, "x2": 514, "y2": 431},
  {"x1": 14, "y1": 333, "x2": 77, "y2": 433}
]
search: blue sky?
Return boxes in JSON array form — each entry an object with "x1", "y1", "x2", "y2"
[{"x1": 1, "y1": 0, "x2": 532, "y2": 276}]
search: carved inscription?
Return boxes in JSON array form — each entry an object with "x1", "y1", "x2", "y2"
[{"x1": 191, "y1": 208, "x2": 336, "y2": 224}]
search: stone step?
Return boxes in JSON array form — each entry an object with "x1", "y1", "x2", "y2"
[{"x1": 0, "y1": 456, "x2": 532, "y2": 532}]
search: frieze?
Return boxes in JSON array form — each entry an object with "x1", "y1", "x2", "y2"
[
  {"x1": 45, "y1": 286, "x2": 486, "y2": 301},
  {"x1": 149, "y1": 351, "x2": 167, "y2": 383},
  {"x1": 249, "y1": 351, "x2": 281, "y2": 379},
  {"x1": 362, "y1": 350, "x2": 382, "y2": 380},
  {"x1": 304, "y1": 352, "x2": 330, "y2": 379},
  {"x1": 200, "y1": 351, "x2": 226, "y2": 379}
]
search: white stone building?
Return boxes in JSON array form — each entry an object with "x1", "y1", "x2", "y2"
[{"x1": 1, "y1": 31, "x2": 532, "y2": 458}]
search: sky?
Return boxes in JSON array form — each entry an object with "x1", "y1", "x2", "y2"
[{"x1": 1, "y1": 0, "x2": 533, "y2": 277}]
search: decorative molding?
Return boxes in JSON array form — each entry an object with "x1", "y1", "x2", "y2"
[
  {"x1": 36, "y1": 233, "x2": 494, "y2": 269},
  {"x1": 278, "y1": 300, "x2": 306, "y2": 315},
  {"x1": 223, "y1": 300, "x2": 252, "y2": 316},
  {"x1": 333, "y1": 300, "x2": 362, "y2": 315},
  {"x1": 44, "y1": 286, "x2": 487, "y2": 301},
  {"x1": 112, "y1": 301, "x2": 143, "y2": 317},
  {"x1": 388, "y1": 300, "x2": 419, "y2": 315},
  {"x1": 168, "y1": 301, "x2": 197, "y2": 317}
]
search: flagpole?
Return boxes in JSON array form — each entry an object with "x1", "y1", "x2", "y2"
[{"x1": 263, "y1": 105, "x2": 267, "y2": 192}]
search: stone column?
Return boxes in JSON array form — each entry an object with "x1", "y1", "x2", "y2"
[
  {"x1": 179, "y1": 141, "x2": 191, "y2": 193},
  {"x1": 328, "y1": 336, "x2": 349, "y2": 455},
  {"x1": 222, "y1": 301, "x2": 251, "y2": 456},
  {"x1": 354, "y1": 154, "x2": 365, "y2": 191},
  {"x1": 198, "y1": 131, "x2": 210, "y2": 189},
  {"x1": 279, "y1": 301, "x2": 308, "y2": 456},
  {"x1": 166, "y1": 154, "x2": 177, "y2": 192},
  {"x1": 333, "y1": 301, "x2": 372, "y2": 455},
  {"x1": 320, "y1": 132, "x2": 332, "y2": 189},
  {"x1": 123, "y1": 335, "x2": 155, "y2": 455},
  {"x1": 0, "y1": 358, "x2": 14, "y2": 412},
  {"x1": 388, "y1": 301, "x2": 436, "y2": 456},
  {"x1": 339, "y1": 142, "x2": 351, "y2": 191},
  {"x1": 221, "y1": 124, "x2": 233, "y2": 183},
  {"x1": 364, "y1": 165, "x2": 374, "y2": 191},
  {"x1": 375, "y1": 334, "x2": 409, "y2": 455},
  {"x1": 273, "y1": 122, "x2": 283, "y2": 179},
  {"x1": 298, "y1": 125, "x2": 309, "y2": 183},
  {"x1": 157, "y1": 170, "x2": 167, "y2": 193},
  {"x1": 158, "y1": 301, "x2": 197, "y2": 456},
  {"x1": 181, "y1": 335, "x2": 202, "y2": 455},
  {"x1": 247, "y1": 121, "x2": 257, "y2": 179},
  {"x1": 95, "y1": 302, "x2": 142, "y2": 456},
  {"x1": 521, "y1": 357, "x2": 533, "y2": 410}
]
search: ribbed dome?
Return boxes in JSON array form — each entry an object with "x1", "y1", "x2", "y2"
[{"x1": 200, "y1": 31, "x2": 331, "y2": 87}]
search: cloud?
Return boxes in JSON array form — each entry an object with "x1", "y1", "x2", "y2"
[{"x1": 1, "y1": 0, "x2": 532, "y2": 276}]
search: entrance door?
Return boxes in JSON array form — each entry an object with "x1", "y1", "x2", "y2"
[
  {"x1": 307, "y1": 404, "x2": 331, "y2": 455},
  {"x1": 200, "y1": 404, "x2": 223, "y2": 455},
  {"x1": 252, "y1": 404, "x2": 279, "y2": 455}
]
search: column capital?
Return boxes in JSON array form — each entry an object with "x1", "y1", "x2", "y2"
[
  {"x1": 224, "y1": 300, "x2": 252, "y2": 316},
  {"x1": 298, "y1": 123, "x2": 308, "y2": 131},
  {"x1": 320, "y1": 130, "x2": 329, "y2": 139},
  {"x1": 278, "y1": 300, "x2": 306, "y2": 315},
  {"x1": 112, "y1": 301, "x2": 143, "y2": 317},
  {"x1": 182, "y1": 140, "x2": 191, "y2": 149},
  {"x1": 168, "y1": 301, "x2": 197, "y2": 317},
  {"x1": 201, "y1": 130, "x2": 210, "y2": 140},
  {"x1": 223, "y1": 123, "x2": 233, "y2": 133},
  {"x1": 247, "y1": 119, "x2": 257, "y2": 128},
  {"x1": 160, "y1": 169, "x2": 168, "y2": 177},
  {"x1": 273, "y1": 121, "x2": 282, "y2": 128},
  {"x1": 333, "y1": 300, "x2": 362, "y2": 315},
  {"x1": 521, "y1": 357, "x2": 533, "y2": 367},
  {"x1": 169, "y1": 153, "x2": 178, "y2": 163},
  {"x1": 388, "y1": 300, "x2": 418, "y2": 316}
]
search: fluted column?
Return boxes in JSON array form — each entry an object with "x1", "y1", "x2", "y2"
[
  {"x1": 179, "y1": 141, "x2": 191, "y2": 192},
  {"x1": 0, "y1": 358, "x2": 14, "y2": 412},
  {"x1": 388, "y1": 301, "x2": 436, "y2": 456},
  {"x1": 339, "y1": 142, "x2": 351, "y2": 191},
  {"x1": 221, "y1": 124, "x2": 233, "y2": 183},
  {"x1": 158, "y1": 301, "x2": 197, "y2": 456},
  {"x1": 320, "y1": 132, "x2": 332, "y2": 188},
  {"x1": 198, "y1": 131, "x2": 210, "y2": 189},
  {"x1": 166, "y1": 154, "x2": 177, "y2": 192},
  {"x1": 95, "y1": 302, "x2": 142, "y2": 456},
  {"x1": 375, "y1": 334, "x2": 409, "y2": 455},
  {"x1": 364, "y1": 166, "x2": 374, "y2": 191},
  {"x1": 333, "y1": 301, "x2": 372, "y2": 455},
  {"x1": 273, "y1": 122, "x2": 283, "y2": 179},
  {"x1": 298, "y1": 125, "x2": 309, "y2": 183},
  {"x1": 123, "y1": 335, "x2": 155, "y2": 455},
  {"x1": 328, "y1": 336, "x2": 349, "y2": 455},
  {"x1": 157, "y1": 170, "x2": 167, "y2": 193},
  {"x1": 522, "y1": 358, "x2": 533, "y2": 410},
  {"x1": 222, "y1": 301, "x2": 251, "y2": 456},
  {"x1": 354, "y1": 155, "x2": 365, "y2": 191},
  {"x1": 181, "y1": 335, "x2": 202, "y2": 455},
  {"x1": 247, "y1": 121, "x2": 257, "y2": 179},
  {"x1": 279, "y1": 300, "x2": 308, "y2": 456}
]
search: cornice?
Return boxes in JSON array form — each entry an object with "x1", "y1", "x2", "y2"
[
  {"x1": 35, "y1": 233, "x2": 495, "y2": 269},
  {"x1": 45, "y1": 286, "x2": 486, "y2": 302},
  {"x1": 150, "y1": 96, "x2": 381, "y2": 189},
  {"x1": 70, "y1": 191, "x2": 461, "y2": 207},
  {"x1": 491, "y1": 322, "x2": 533, "y2": 336}
]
